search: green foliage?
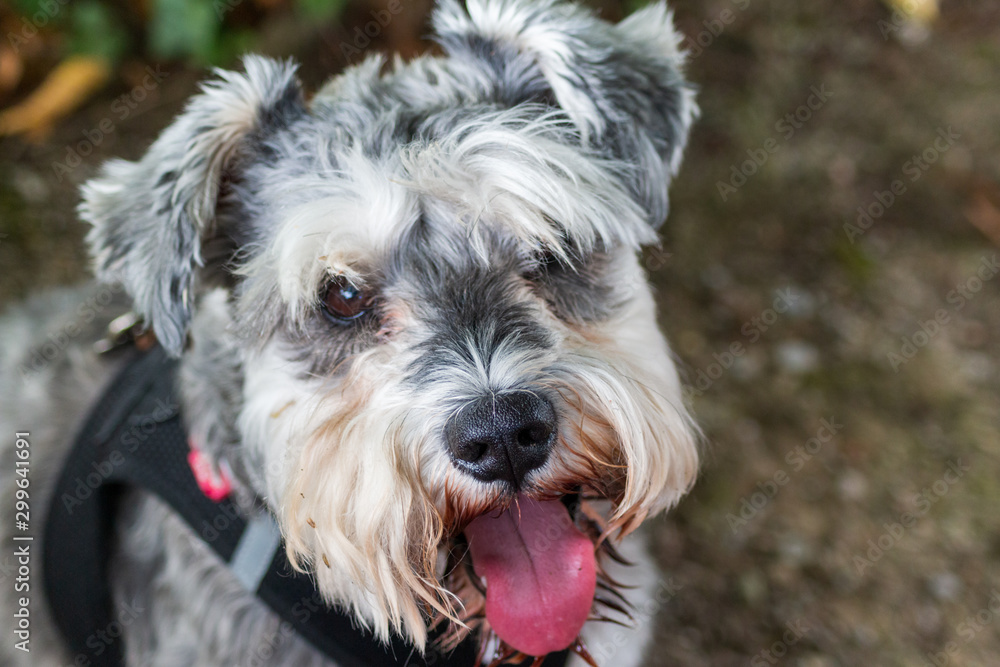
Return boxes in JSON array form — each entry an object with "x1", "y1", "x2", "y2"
[
  {"x1": 67, "y1": 0, "x2": 129, "y2": 62},
  {"x1": 212, "y1": 27, "x2": 260, "y2": 65},
  {"x1": 625, "y1": 0, "x2": 653, "y2": 14},
  {"x1": 10, "y1": 0, "x2": 48, "y2": 16},
  {"x1": 10, "y1": 0, "x2": 127, "y2": 62},
  {"x1": 150, "y1": 0, "x2": 221, "y2": 64},
  {"x1": 9, "y1": 0, "x2": 349, "y2": 66},
  {"x1": 297, "y1": 0, "x2": 349, "y2": 21}
]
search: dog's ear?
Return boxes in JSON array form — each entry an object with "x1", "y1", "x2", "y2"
[
  {"x1": 433, "y1": 0, "x2": 697, "y2": 226},
  {"x1": 80, "y1": 56, "x2": 305, "y2": 355}
]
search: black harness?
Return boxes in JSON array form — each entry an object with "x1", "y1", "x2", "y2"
[{"x1": 43, "y1": 345, "x2": 568, "y2": 667}]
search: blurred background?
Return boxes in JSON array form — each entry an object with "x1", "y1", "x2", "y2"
[{"x1": 1, "y1": 0, "x2": 999, "y2": 665}]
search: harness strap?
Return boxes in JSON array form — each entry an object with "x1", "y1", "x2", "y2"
[
  {"x1": 230, "y1": 512, "x2": 283, "y2": 591},
  {"x1": 42, "y1": 346, "x2": 569, "y2": 667}
]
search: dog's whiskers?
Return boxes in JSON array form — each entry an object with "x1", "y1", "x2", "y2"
[{"x1": 31, "y1": 0, "x2": 702, "y2": 663}]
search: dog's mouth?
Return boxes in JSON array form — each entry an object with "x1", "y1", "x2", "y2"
[
  {"x1": 465, "y1": 494, "x2": 594, "y2": 657},
  {"x1": 441, "y1": 492, "x2": 630, "y2": 666}
]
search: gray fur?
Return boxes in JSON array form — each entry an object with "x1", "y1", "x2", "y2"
[
  {"x1": 0, "y1": 286, "x2": 132, "y2": 667},
  {"x1": 80, "y1": 58, "x2": 305, "y2": 355},
  {"x1": 1, "y1": 2, "x2": 698, "y2": 665}
]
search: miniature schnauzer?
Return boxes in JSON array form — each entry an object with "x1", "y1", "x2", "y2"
[{"x1": 0, "y1": 0, "x2": 699, "y2": 665}]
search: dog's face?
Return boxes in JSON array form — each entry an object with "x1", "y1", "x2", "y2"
[{"x1": 81, "y1": 0, "x2": 698, "y2": 659}]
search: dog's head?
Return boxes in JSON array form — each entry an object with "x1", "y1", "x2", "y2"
[{"x1": 81, "y1": 0, "x2": 698, "y2": 660}]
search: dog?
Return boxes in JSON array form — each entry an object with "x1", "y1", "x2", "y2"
[{"x1": 0, "y1": 1, "x2": 699, "y2": 665}]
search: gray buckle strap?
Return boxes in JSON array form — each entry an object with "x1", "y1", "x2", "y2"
[{"x1": 230, "y1": 511, "x2": 283, "y2": 592}]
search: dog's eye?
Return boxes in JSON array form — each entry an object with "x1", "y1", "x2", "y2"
[{"x1": 320, "y1": 278, "x2": 372, "y2": 324}]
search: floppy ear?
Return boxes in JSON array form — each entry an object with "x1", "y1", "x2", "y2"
[
  {"x1": 432, "y1": 0, "x2": 697, "y2": 226},
  {"x1": 80, "y1": 56, "x2": 305, "y2": 355}
]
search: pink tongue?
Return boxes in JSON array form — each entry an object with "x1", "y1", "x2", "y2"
[{"x1": 464, "y1": 496, "x2": 596, "y2": 656}]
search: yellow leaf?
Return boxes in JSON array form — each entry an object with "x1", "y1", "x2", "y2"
[
  {"x1": 0, "y1": 55, "x2": 111, "y2": 139},
  {"x1": 885, "y1": 0, "x2": 939, "y2": 25}
]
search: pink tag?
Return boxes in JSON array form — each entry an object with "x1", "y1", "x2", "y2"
[{"x1": 187, "y1": 441, "x2": 233, "y2": 502}]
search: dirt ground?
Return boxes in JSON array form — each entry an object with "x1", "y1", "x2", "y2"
[{"x1": 2, "y1": 1, "x2": 999, "y2": 666}]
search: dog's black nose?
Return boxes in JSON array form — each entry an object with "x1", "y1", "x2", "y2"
[{"x1": 445, "y1": 392, "x2": 556, "y2": 487}]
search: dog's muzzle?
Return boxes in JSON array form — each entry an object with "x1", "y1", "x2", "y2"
[{"x1": 441, "y1": 392, "x2": 601, "y2": 658}]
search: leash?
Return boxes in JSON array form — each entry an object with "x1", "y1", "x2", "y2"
[{"x1": 42, "y1": 344, "x2": 569, "y2": 667}]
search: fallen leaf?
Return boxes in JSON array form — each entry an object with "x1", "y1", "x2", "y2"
[
  {"x1": 0, "y1": 54, "x2": 111, "y2": 140},
  {"x1": 965, "y1": 192, "x2": 1000, "y2": 248},
  {"x1": 886, "y1": 0, "x2": 939, "y2": 24},
  {"x1": 0, "y1": 45, "x2": 23, "y2": 97},
  {"x1": 882, "y1": 0, "x2": 938, "y2": 45}
]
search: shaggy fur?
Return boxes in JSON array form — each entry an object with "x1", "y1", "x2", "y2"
[{"x1": 0, "y1": 1, "x2": 699, "y2": 665}]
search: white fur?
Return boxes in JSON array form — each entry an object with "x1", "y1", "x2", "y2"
[{"x1": 12, "y1": 2, "x2": 702, "y2": 665}]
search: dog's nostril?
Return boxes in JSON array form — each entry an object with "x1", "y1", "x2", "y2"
[
  {"x1": 462, "y1": 440, "x2": 490, "y2": 462},
  {"x1": 445, "y1": 391, "x2": 557, "y2": 487},
  {"x1": 517, "y1": 422, "x2": 552, "y2": 448}
]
